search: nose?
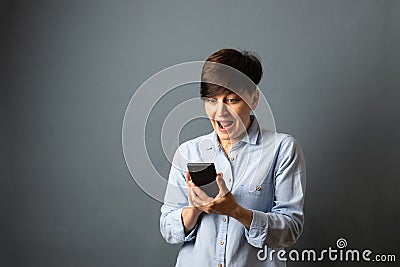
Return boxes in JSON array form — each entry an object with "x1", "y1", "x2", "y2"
[{"x1": 216, "y1": 101, "x2": 229, "y2": 117}]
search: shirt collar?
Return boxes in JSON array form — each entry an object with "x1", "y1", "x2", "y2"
[{"x1": 211, "y1": 115, "x2": 260, "y2": 147}]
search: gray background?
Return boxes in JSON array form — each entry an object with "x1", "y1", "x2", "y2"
[{"x1": 1, "y1": 0, "x2": 399, "y2": 266}]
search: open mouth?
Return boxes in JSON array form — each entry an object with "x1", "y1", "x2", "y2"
[{"x1": 216, "y1": 120, "x2": 234, "y2": 130}]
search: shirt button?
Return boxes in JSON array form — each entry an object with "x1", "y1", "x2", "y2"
[
  {"x1": 256, "y1": 186, "x2": 262, "y2": 191},
  {"x1": 222, "y1": 218, "x2": 227, "y2": 222},
  {"x1": 228, "y1": 178, "x2": 232, "y2": 183},
  {"x1": 219, "y1": 240, "x2": 224, "y2": 245},
  {"x1": 230, "y1": 157, "x2": 234, "y2": 161}
]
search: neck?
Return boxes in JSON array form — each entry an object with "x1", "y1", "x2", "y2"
[
  {"x1": 219, "y1": 139, "x2": 234, "y2": 155},
  {"x1": 219, "y1": 139, "x2": 234, "y2": 150}
]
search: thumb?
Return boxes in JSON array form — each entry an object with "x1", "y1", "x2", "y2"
[{"x1": 216, "y1": 173, "x2": 229, "y2": 195}]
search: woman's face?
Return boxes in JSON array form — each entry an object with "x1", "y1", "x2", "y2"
[{"x1": 204, "y1": 90, "x2": 259, "y2": 143}]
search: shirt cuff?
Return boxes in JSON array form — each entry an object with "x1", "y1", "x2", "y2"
[
  {"x1": 244, "y1": 210, "x2": 268, "y2": 248},
  {"x1": 170, "y1": 208, "x2": 198, "y2": 242}
]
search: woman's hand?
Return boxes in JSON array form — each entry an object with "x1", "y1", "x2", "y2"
[
  {"x1": 181, "y1": 172, "x2": 204, "y2": 233},
  {"x1": 185, "y1": 172, "x2": 206, "y2": 211},
  {"x1": 187, "y1": 172, "x2": 253, "y2": 229},
  {"x1": 187, "y1": 172, "x2": 231, "y2": 213}
]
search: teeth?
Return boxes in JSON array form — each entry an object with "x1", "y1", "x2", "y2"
[{"x1": 220, "y1": 121, "x2": 233, "y2": 127}]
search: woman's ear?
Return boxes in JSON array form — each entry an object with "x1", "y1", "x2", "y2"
[{"x1": 250, "y1": 90, "x2": 259, "y2": 110}]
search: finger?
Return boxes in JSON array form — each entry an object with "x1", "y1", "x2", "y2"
[
  {"x1": 191, "y1": 186, "x2": 209, "y2": 200},
  {"x1": 185, "y1": 171, "x2": 191, "y2": 182},
  {"x1": 189, "y1": 186, "x2": 206, "y2": 207},
  {"x1": 188, "y1": 187, "x2": 199, "y2": 200},
  {"x1": 187, "y1": 185, "x2": 194, "y2": 197},
  {"x1": 216, "y1": 173, "x2": 229, "y2": 195},
  {"x1": 187, "y1": 180, "x2": 197, "y2": 188},
  {"x1": 190, "y1": 190, "x2": 207, "y2": 208},
  {"x1": 191, "y1": 186, "x2": 214, "y2": 206},
  {"x1": 188, "y1": 188, "x2": 198, "y2": 206}
]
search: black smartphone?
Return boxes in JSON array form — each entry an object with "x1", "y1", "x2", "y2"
[{"x1": 187, "y1": 163, "x2": 219, "y2": 198}]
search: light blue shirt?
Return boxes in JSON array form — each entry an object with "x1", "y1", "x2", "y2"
[{"x1": 160, "y1": 117, "x2": 306, "y2": 267}]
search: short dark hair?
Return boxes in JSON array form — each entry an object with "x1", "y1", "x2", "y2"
[{"x1": 200, "y1": 48, "x2": 263, "y2": 98}]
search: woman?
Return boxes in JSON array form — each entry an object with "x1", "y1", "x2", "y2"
[{"x1": 160, "y1": 48, "x2": 306, "y2": 267}]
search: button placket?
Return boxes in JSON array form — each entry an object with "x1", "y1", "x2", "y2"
[
  {"x1": 229, "y1": 150, "x2": 235, "y2": 162},
  {"x1": 215, "y1": 214, "x2": 228, "y2": 264},
  {"x1": 217, "y1": 148, "x2": 234, "y2": 191},
  {"x1": 229, "y1": 144, "x2": 241, "y2": 162}
]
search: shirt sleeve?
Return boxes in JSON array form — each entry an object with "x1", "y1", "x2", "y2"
[
  {"x1": 160, "y1": 145, "x2": 199, "y2": 244},
  {"x1": 244, "y1": 135, "x2": 306, "y2": 248}
]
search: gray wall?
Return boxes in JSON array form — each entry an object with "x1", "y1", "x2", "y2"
[{"x1": 1, "y1": 0, "x2": 399, "y2": 266}]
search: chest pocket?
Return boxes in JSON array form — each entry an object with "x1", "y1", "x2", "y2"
[{"x1": 239, "y1": 181, "x2": 274, "y2": 212}]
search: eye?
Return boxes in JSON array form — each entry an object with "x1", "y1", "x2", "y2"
[
  {"x1": 227, "y1": 98, "x2": 238, "y2": 104},
  {"x1": 206, "y1": 98, "x2": 217, "y2": 104}
]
